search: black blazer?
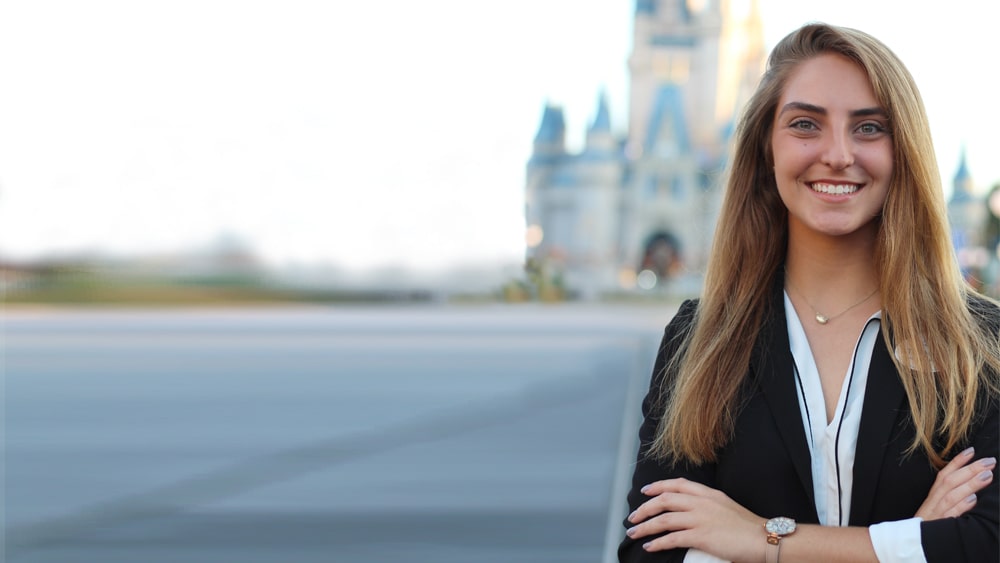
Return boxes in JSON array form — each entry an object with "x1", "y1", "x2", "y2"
[{"x1": 619, "y1": 292, "x2": 1000, "y2": 563}]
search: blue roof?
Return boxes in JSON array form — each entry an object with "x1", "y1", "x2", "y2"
[
  {"x1": 638, "y1": 0, "x2": 692, "y2": 21},
  {"x1": 954, "y1": 147, "x2": 970, "y2": 184},
  {"x1": 951, "y1": 147, "x2": 974, "y2": 203},
  {"x1": 645, "y1": 84, "x2": 690, "y2": 154},
  {"x1": 635, "y1": 0, "x2": 655, "y2": 15},
  {"x1": 652, "y1": 34, "x2": 697, "y2": 48},
  {"x1": 589, "y1": 90, "x2": 611, "y2": 133},
  {"x1": 534, "y1": 104, "x2": 566, "y2": 144}
]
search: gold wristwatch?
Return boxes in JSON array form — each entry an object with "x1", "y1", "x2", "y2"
[{"x1": 764, "y1": 516, "x2": 796, "y2": 563}]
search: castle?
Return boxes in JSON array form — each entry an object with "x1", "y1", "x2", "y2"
[{"x1": 525, "y1": 0, "x2": 766, "y2": 296}]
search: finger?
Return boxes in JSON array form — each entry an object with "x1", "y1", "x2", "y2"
[
  {"x1": 639, "y1": 477, "x2": 689, "y2": 495},
  {"x1": 950, "y1": 454, "x2": 995, "y2": 483},
  {"x1": 626, "y1": 509, "x2": 698, "y2": 541},
  {"x1": 938, "y1": 446, "x2": 976, "y2": 478},
  {"x1": 942, "y1": 466, "x2": 994, "y2": 516},
  {"x1": 930, "y1": 455, "x2": 995, "y2": 504},
  {"x1": 942, "y1": 457, "x2": 996, "y2": 502},
  {"x1": 640, "y1": 528, "x2": 697, "y2": 552},
  {"x1": 628, "y1": 491, "x2": 695, "y2": 524},
  {"x1": 976, "y1": 456, "x2": 998, "y2": 477},
  {"x1": 640, "y1": 477, "x2": 713, "y2": 497},
  {"x1": 942, "y1": 493, "x2": 978, "y2": 518},
  {"x1": 960, "y1": 459, "x2": 996, "y2": 494},
  {"x1": 629, "y1": 478, "x2": 715, "y2": 524}
]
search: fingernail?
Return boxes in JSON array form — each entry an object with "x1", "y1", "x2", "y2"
[
  {"x1": 626, "y1": 527, "x2": 637, "y2": 537},
  {"x1": 642, "y1": 542, "x2": 652, "y2": 551},
  {"x1": 980, "y1": 457, "x2": 997, "y2": 468},
  {"x1": 965, "y1": 494, "x2": 977, "y2": 504},
  {"x1": 978, "y1": 470, "x2": 993, "y2": 482},
  {"x1": 961, "y1": 446, "x2": 975, "y2": 457},
  {"x1": 640, "y1": 485, "x2": 651, "y2": 494},
  {"x1": 628, "y1": 510, "x2": 637, "y2": 522}
]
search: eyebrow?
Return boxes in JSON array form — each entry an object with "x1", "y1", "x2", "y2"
[{"x1": 778, "y1": 102, "x2": 888, "y2": 118}]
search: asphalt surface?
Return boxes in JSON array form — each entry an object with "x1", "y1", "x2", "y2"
[{"x1": 3, "y1": 303, "x2": 673, "y2": 562}]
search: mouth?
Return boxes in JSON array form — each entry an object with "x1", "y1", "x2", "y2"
[{"x1": 808, "y1": 182, "x2": 862, "y2": 195}]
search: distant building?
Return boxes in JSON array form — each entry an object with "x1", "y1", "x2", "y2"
[
  {"x1": 525, "y1": 0, "x2": 765, "y2": 296},
  {"x1": 948, "y1": 148, "x2": 989, "y2": 278}
]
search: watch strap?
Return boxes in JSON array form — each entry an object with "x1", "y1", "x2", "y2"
[{"x1": 765, "y1": 535, "x2": 781, "y2": 563}]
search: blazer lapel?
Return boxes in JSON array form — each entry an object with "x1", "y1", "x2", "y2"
[
  {"x1": 848, "y1": 334, "x2": 907, "y2": 525},
  {"x1": 752, "y1": 291, "x2": 817, "y2": 513}
]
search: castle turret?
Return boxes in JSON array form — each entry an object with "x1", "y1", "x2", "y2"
[
  {"x1": 584, "y1": 91, "x2": 616, "y2": 156},
  {"x1": 952, "y1": 147, "x2": 974, "y2": 202},
  {"x1": 530, "y1": 103, "x2": 567, "y2": 164},
  {"x1": 948, "y1": 147, "x2": 987, "y2": 274}
]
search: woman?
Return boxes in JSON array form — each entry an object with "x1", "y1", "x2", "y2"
[{"x1": 619, "y1": 24, "x2": 999, "y2": 563}]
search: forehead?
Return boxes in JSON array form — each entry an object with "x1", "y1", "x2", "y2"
[{"x1": 777, "y1": 53, "x2": 881, "y2": 111}]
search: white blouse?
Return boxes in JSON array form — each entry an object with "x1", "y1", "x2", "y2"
[{"x1": 681, "y1": 294, "x2": 926, "y2": 563}]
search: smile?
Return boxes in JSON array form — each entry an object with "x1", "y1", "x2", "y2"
[{"x1": 809, "y1": 182, "x2": 860, "y2": 195}]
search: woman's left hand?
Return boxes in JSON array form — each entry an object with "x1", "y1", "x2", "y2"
[
  {"x1": 915, "y1": 447, "x2": 996, "y2": 520},
  {"x1": 625, "y1": 478, "x2": 765, "y2": 562}
]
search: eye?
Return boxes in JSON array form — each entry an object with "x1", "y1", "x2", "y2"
[
  {"x1": 857, "y1": 122, "x2": 888, "y2": 136},
  {"x1": 789, "y1": 119, "x2": 817, "y2": 132}
]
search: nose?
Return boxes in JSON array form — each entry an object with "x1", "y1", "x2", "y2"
[{"x1": 821, "y1": 129, "x2": 855, "y2": 170}]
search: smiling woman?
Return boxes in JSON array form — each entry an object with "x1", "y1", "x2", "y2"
[{"x1": 619, "y1": 23, "x2": 1000, "y2": 563}]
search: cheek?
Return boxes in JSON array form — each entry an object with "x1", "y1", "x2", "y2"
[
  {"x1": 772, "y1": 170, "x2": 796, "y2": 207},
  {"x1": 859, "y1": 141, "x2": 894, "y2": 178},
  {"x1": 770, "y1": 138, "x2": 810, "y2": 176}
]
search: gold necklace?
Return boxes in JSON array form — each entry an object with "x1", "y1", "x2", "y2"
[{"x1": 785, "y1": 280, "x2": 879, "y2": 325}]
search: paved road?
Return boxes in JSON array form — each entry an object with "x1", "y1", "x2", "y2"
[{"x1": 4, "y1": 303, "x2": 674, "y2": 562}]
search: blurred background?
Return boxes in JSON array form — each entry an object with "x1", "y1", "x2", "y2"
[
  {"x1": 3, "y1": 1, "x2": 999, "y2": 561},
  {"x1": 2, "y1": 0, "x2": 998, "y2": 301}
]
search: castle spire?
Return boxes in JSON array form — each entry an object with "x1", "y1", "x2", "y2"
[
  {"x1": 532, "y1": 103, "x2": 566, "y2": 146},
  {"x1": 529, "y1": 102, "x2": 567, "y2": 165},
  {"x1": 589, "y1": 90, "x2": 611, "y2": 133},
  {"x1": 952, "y1": 146, "x2": 973, "y2": 202},
  {"x1": 585, "y1": 90, "x2": 616, "y2": 157}
]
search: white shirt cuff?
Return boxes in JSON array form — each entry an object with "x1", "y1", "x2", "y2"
[
  {"x1": 683, "y1": 548, "x2": 730, "y2": 563},
  {"x1": 869, "y1": 518, "x2": 927, "y2": 563}
]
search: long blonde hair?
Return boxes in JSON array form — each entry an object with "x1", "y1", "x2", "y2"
[{"x1": 653, "y1": 23, "x2": 1000, "y2": 468}]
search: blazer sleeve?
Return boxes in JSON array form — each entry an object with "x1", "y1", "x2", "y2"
[
  {"x1": 921, "y1": 296, "x2": 1000, "y2": 563},
  {"x1": 919, "y1": 392, "x2": 999, "y2": 563},
  {"x1": 618, "y1": 300, "x2": 717, "y2": 563}
]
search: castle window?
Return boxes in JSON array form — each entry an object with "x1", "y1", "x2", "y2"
[
  {"x1": 671, "y1": 175, "x2": 685, "y2": 200},
  {"x1": 644, "y1": 175, "x2": 658, "y2": 199}
]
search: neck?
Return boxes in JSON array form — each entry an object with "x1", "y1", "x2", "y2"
[{"x1": 784, "y1": 225, "x2": 879, "y2": 307}]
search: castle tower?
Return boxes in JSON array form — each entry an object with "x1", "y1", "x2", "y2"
[
  {"x1": 525, "y1": 94, "x2": 623, "y2": 295},
  {"x1": 525, "y1": 104, "x2": 567, "y2": 258},
  {"x1": 622, "y1": 0, "x2": 764, "y2": 282},
  {"x1": 525, "y1": 0, "x2": 765, "y2": 296},
  {"x1": 948, "y1": 148, "x2": 987, "y2": 273}
]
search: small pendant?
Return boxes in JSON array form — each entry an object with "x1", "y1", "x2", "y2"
[{"x1": 815, "y1": 314, "x2": 829, "y2": 325}]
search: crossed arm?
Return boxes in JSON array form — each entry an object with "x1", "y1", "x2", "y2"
[{"x1": 624, "y1": 449, "x2": 995, "y2": 563}]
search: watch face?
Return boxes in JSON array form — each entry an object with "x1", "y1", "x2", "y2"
[{"x1": 766, "y1": 517, "x2": 796, "y2": 535}]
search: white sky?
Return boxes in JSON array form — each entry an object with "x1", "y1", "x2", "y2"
[{"x1": 1, "y1": 1, "x2": 997, "y2": 273}]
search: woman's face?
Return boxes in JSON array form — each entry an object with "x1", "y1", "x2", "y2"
[{"x1": 770, "y1": 53, "x2": 893, "y2": 241}]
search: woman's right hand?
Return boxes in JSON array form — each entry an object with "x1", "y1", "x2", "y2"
[{"x1": 915, "y1": 447, "x2": 997, "y2": 520}]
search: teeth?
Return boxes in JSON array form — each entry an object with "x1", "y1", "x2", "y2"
[{"x1": 811, "y1": 182, "x2": 859, "y2": 195}]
